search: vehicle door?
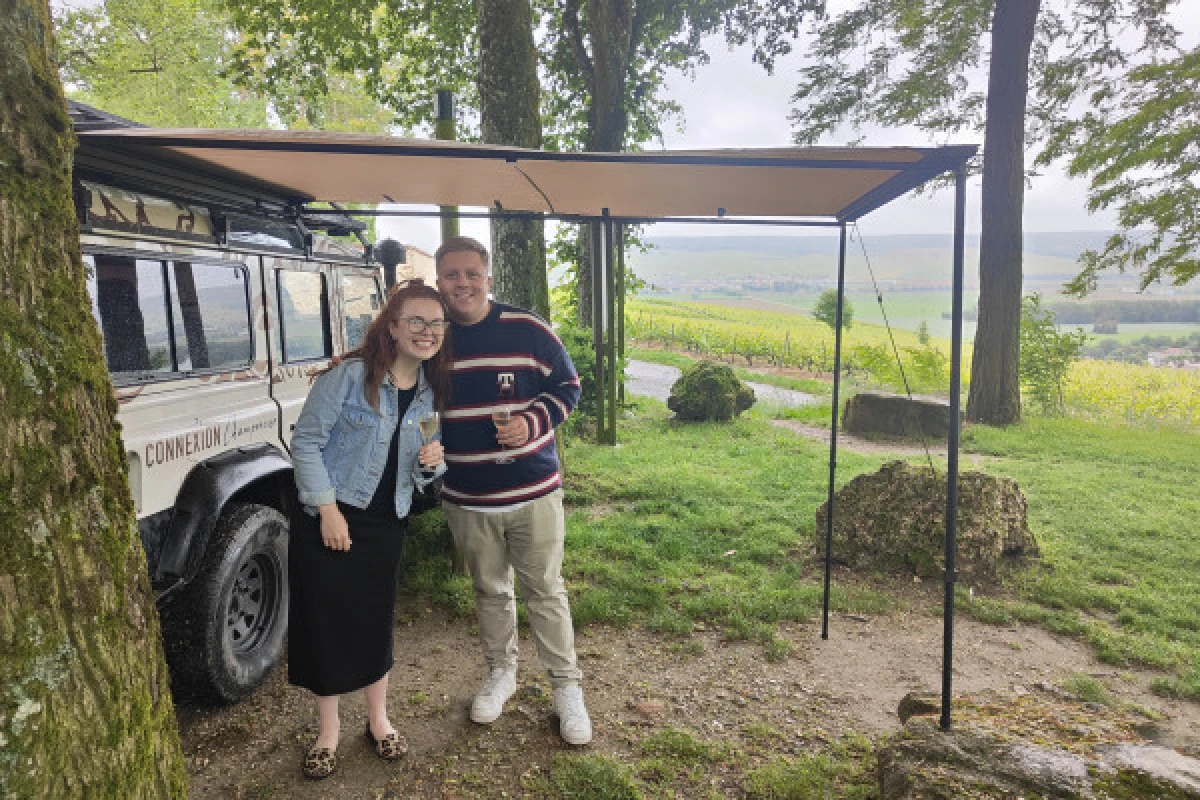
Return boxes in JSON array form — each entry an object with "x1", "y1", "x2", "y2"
[
  {"x1": 335, "y1": 266, "x2": 386, "y2": 354},
  {"x1": 84, "y1": 243, "x2": 271, "y2": 518},
  {"x1": 263, "y1": 258, "x2": 335, "y2": 450}
]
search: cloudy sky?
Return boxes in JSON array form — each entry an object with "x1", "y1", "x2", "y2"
[{"x1": 383, "y1": 3, "x2": 1200, "y2": 252}]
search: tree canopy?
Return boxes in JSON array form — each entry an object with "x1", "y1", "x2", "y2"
[
  {"x1": 57, "y1": 0, "x2": 269, "y2": 128},
  {"x1": 788, "y1": 0, "x2": 1181, "y2": 426},
  {"x1": 812, "y1": 288, "x2": 853, "y2": 331},
  {"x1": 790, "y1": 0, "x2": 1179, "y2": 163},
  {"x1": 1058, "y1": 46, "x2": 1200, "y2": 293}
]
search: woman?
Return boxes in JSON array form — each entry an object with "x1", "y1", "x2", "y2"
[{"x1": 288, "y1": 280, "x2": 452, "y2": 780}]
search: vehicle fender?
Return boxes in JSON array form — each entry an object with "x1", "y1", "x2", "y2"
[{"x1": 155, "y1": 444, "x2": 293, "y2": 586}]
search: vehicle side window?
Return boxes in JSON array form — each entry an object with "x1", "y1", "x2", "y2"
[
  {"x1": 340, "y1": 273, "x2": 383, "y2": 351},
  {"x1": 277, "y1": 270, "x2": 331, "y2": 362},
  {"x1": 168, "y1": 262, "x2": 252, "y2": 371},
  {"x1": 86, "y1": 254, "x2": 173, "y2": 377},
  {"x1": 85, "y1": 254, "x2": 253, "y2": 380}
]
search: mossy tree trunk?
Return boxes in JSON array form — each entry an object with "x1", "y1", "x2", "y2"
[
  {"x1": 477, "y1": 0, "x2": 549, "y2": 320},
  {"x1": 0, "y1": 3, "x2": 188, "y2": 797}
]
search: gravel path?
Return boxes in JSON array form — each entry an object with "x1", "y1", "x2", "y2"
[{"x1": 625, "y1": 359, "x2": 819, "y2": 408}]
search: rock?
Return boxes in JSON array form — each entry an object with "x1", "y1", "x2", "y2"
[
  {"x1": 896, "y1": 692, "x2": 940, "y2": 724},
  {"x1": 630, "y1": 699, "x2": 666, "y2": 718},
  {"x1": 667, "y1": 361, "x2": 755, "y2": 422},
  {"x1": 879, "y1": 695, "x2": 1200, "y2": 800},
  {"x1": 1096, "y1": 744, "x2": 1200, "y2": 795},
  {"x1": 842, "y1": 391, "x2": 950, "y2": 439},
  {"x1": 815, "y1": 460, "x2": 1038, "y2": 582},
  {"x1": 880, "y1": 719, "x2": 1095, "y2": 799}
]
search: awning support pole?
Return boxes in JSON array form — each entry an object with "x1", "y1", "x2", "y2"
[
  {"x1": 590, "y1": 219, "x2": 607, "y2": 444},
  {"x1": 941, "y1": 167, "x2": 967, "y2": 730},
  {"x1": 821, "y1": 222, "x2": 849, "y2": 639},
  {"x1": 616, "y1": 223, "x2": 626, "y2": 406},
  {"x1": 603, "y1": 211, "x2": 618, "y2": 444}
]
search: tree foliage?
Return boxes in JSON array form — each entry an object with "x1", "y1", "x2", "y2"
[
  {"x1": 224, "y1": 0, "x2": 478, "y2": 134},
  {"x1": 812, "y1": 288, "x2": 853, "y2": 331},
  {"x1": 57, "y1": 0, "x2": 394, "y2": 131},
  {"x1": 789, "y1": 0, "x2": 1180, "y2": 426},
  {"x1": 790, "y1": 0, "x2": 1178, "y2": 163},
  {"x1": 1057, "y1": 46, "x2": 1200, "y2": 293},
  {"x1": 56, "y1": 0, "x2": 269, "y2": 127}
]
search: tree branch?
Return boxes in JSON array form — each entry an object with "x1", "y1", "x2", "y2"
[{"x1": 563, "y1": 0, "x2": 593, "y2": 87}]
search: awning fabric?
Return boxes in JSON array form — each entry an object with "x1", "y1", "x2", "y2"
[{"x1": 78, "y1": 128, "x2": 976, "y2": 221}]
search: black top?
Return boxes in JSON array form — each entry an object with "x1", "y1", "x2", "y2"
[{"x1": 363, "y1": 385, "x2": 416, "y2": 516}]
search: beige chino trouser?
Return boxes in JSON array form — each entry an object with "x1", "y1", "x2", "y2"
[{"x1": 443, "y1": 489, "x2": 582, "y2": 687}]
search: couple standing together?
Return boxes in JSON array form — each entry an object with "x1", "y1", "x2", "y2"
[{"x1": 288, "y1": 236, "x2": 590, "y2": 780}]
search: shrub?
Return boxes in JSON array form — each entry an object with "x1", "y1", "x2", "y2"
[
  {"x1": 1020, "y1": 294, "x2": 1088, "y2": 414},
  {"x1": 667, "y1": 361, "x2": 755, "y2": 421},
  {"x1": 556, "y1": 320, "x2": 597, "y2": 436}
]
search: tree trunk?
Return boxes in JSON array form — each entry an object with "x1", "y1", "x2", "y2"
[
  {"x1": 477, "y1": 0, "x2": 549, "y2": 319},
  {"x1": 0, "y1": 3, "x2": 188, "y2": 797},
  {"x1": 966, "y1": 0, "x2": 1040, "y2": 425},
  {"x1": 575, "y1": 0, "x2": 633, "y2": 327}
]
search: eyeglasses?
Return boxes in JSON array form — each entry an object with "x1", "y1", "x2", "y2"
[{"x1": 403, "y1": 316, "x2": 449, "y2": 333}]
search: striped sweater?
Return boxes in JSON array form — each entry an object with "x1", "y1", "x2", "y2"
[{"x1": 440, "y1": 302, "x2": 581, "y2": 507}]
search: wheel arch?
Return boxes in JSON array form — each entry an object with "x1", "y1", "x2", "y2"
[{"x1": 155, "y1": 444, "x2": 295, "y2": 587}]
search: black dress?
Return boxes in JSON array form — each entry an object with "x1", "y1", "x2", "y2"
[{"x1": 287, "y1": 386, "x2": 415, "y2": 696}]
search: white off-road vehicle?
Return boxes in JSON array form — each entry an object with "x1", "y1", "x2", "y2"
[{"x1": 72, "y1": 103, "x2": 401, "y2": 703}]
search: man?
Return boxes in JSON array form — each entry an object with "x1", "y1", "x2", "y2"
[{"x1": 434, "y1": 236, "x2": 592, "y2": 746}]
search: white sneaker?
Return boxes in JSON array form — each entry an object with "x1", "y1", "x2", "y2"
[
  {"x1": 470, "y1": 667, "x2": 517, "y2": 724},
  {"x1": 552, "y1": 684, "x2": 593, "y2": 745}
]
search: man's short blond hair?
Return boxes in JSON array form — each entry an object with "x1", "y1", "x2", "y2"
[{"x1": 435, "y1": 236, "x2": 490, "y2": 270}]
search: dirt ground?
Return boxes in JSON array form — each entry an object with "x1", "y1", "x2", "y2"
[{"x1": 178, "y1": 589, "x2": 1200, "y2": 799}]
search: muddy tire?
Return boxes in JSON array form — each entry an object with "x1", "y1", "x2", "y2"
[{"x1": 162, "y1": 503, "x2": 289, "y2": 704}]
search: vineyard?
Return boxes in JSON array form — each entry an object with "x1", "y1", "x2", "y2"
[
  {"x1": 626, "y1": 297, "x2": 954, "y2": 392},
  {"x1": 626, "y1": 297, "x2": 1200, "y2": 428}
]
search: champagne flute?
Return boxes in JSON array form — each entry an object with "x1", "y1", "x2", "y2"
[
  {"x1": 418, "y1": 411, "x2": 440, "y2": 474},
  {"x1": 493, "y1": 383, "x2": 515, "y2": 464}
]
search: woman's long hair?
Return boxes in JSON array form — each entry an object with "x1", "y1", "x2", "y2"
[{"x1": 341, "y1": 280, "x2": 453, "y2": 412}]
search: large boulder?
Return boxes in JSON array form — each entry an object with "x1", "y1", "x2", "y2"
[
  {"x1": 842, "y1": 391, "x2": 950, "y2": 439},
  {"x1": 667, "y1": 361, "x2": 755, "y2": 422},
  {"x1": 879, "y1": 691, "x2": 1200, "y2": 799},
  {"x1": 814, "y1": 460, "x2": 1037, "y2": 582}
]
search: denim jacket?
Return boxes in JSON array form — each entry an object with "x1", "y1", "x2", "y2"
[{"x1": 291, "y1": 358, "x2": 445, "y2": 517}]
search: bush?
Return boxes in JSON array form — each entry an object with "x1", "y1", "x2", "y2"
[
  {"x1": 557, "y1": 320, "x2": 597, "y2": 436},
  {"x1": 1020, "y1": 294, "x2": 1087, "y2": 414},
  {"x1": 667, "y1": 361, "x2": 755, "y2": 421}
]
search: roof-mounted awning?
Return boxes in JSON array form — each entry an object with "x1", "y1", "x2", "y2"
[{"x1": 78, "y1": 128, "x2": 976, "y2": 222}]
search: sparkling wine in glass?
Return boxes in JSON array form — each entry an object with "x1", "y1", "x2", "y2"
[
  {"x1": 418, "y1": 411, "x2": 440, "y2": 443},
  {"x1": 493, "y1": 376, "x2": 515, "y2": 464},
  {"x1": 418, "y1": 411, "x2": 439, "y2": 473}
]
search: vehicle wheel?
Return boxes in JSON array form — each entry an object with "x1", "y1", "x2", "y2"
[{"x1": 161, "y1": 503, "x2": 289, "y2": 704}]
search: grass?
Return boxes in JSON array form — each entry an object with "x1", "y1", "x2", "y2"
[
  {"x1": 1061, "y1": 674, "x2": 1113, "y2": 706},
  {"x1": 401, "y1": 377, "x2": 1200, "y2": 703},
  {"x1": 959, "y1": 418, "x2": 1200, "y2": 698},
  {"x1": 743, "y1": 754, "x2": 875, "y2": 800}
]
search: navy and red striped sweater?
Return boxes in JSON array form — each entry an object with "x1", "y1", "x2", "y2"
[{"x1": 441, "y1": 302, "x2": 581, "y2": 507}]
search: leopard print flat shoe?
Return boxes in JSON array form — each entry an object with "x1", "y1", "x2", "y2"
[
  {"x1": 365, "y1": 723, "x2": 408, "y2": 760},
  {"x1": 302, "y1": 745, "x2": 337, "y2": 779}
]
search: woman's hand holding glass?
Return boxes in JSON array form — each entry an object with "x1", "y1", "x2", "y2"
[{"x1": 418, "y1": 439, "x2": 444, "y2": 472}]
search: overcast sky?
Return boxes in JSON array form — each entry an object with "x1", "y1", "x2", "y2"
[{"x1": 383, "y1": 4, "x2": 1200, "y2": 252}]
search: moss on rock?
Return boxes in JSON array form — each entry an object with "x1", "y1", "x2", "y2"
[
  {"x1": 666, "y1": 361, "x2": 755, "y2": 422},
  {"x1": 815, "y1": 460, "x2": 1038, "y2": 583}
]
